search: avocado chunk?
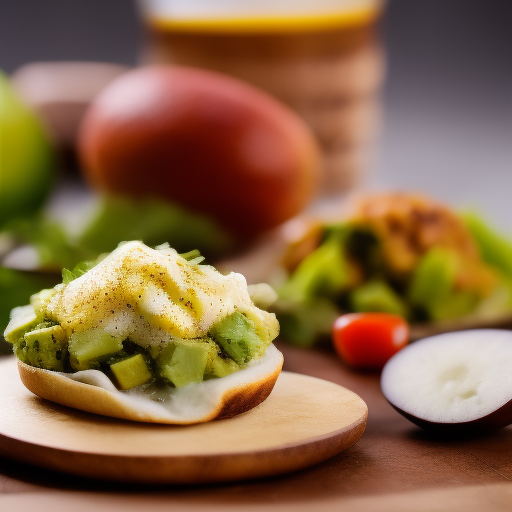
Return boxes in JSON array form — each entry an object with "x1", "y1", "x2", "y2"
[
  {"x1": 277, "y1": 298, "x2": 339, "y2": 348},
  {"x1": 408, "y1": 248, "x2": 457, "y2": 313},
  {"x1": 429, "y1": 291, "x2": 478, "y2": 322},
  {"x1": 279, "y1": 237, "x2": 353, "y2": 301},
  {"x1": 15, "y1": 325, "x2": 67, "y2": 371},
  {"x1": 150, "y1": 341, "x2": 176, "y2": 365},
  {"x1": 110, "y1": 354, "x2": 152, "y2": 390},
  {"x1": 350, "y1": 280, "x2": 409, "y2": 318},
  {"x1": 69, "y1": 328, "x2": 124, "y2": 371},
  {"x1": 160, "y1": 340, "x2": 215, "y2": 388},
  {"x1": 4, "y1": 305, "x2": 41, "y2": 344},
  {"x1": 210, "y1": 312, "x2": 263, "y2": 365},
  {"x1": 30, "y1": 288, "x2": 57, "y2": 320},
  {"x1": 463, "y1": 212, "x2": 512, "y2": 279},
  {"x1": 208, "y1": 354, "x2": 240, "y2": 378}
]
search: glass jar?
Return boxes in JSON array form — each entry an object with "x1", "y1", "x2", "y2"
[{"x1": 138, "y1": 0, "x2": 386, "y2": 196}]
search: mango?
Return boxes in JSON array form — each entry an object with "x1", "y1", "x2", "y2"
[{"x1": 78, "y1": 66, "x2": 320, "y2": 238}]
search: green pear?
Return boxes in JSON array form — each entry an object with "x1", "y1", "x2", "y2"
[{"x1": 0, "y1": 71, "x2": 54, "y2": 226}]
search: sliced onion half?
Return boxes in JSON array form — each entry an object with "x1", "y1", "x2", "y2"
[{"x1": 381, "y1": 329, "x2": 512, "y2": 432}]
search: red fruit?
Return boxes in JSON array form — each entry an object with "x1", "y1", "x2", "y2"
[
  {"x1": 78, "y1": 66, "x2": 320, "y2": 238},
  {"x1": 333, "y1": 313, "x2": 409, "y2": 370}
]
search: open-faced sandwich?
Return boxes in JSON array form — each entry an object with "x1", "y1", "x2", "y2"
[{"x1": 4, "y1": 241, "x2": 282, "y2": 424}]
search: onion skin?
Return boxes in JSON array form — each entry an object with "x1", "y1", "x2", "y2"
[
  {"x1": 78, "y1": 66, "x2": 321, "y2": 239},
  {"x1": 385, "y1": 394, "x2": 512, "y2": 434},
  {"x1": 380, "y1": 329, "x2": 512, "y2": 435}
]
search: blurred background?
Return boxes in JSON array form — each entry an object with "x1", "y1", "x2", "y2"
[
  {"x1": 1, "y1": 0, "x2": 510, "y2": 224},
  {"x1": 2, "y1": 2, "x2": 512, "y2": 502},
  {"x1": 0, "y1": 0, "x2": 511, "y2": 351}
]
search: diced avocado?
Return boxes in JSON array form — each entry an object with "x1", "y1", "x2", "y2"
[
  {"x1": 280, "y1": 237, "x2": 354, "y2": 301},
  {"x1": 14, "y1": 325, "x2": 67, "y2": 371},
  {"x1": 0, "y1": 266, "x2": 60, "y2": 354},
  {"x1": 160, "y1": 340, "x2": 215, "y2": 388},
  {"x1": 30, "y1": 288, "x2": 57, "y2": 320},
  {"x1": 345, "y1": 227, "x2": 382, "y2": 276},
  {"x1": 408, "y1": 248, "x2": 458, "y2": 310},
  {"x1": 4, "y1": 305, "x2": 41, "y2": 344},
  {"x1": 68, "y1": 328, "x2": 124, "y2": 371},
  {"x1": 152, "y1": 341, "x2": 177, "y2": 380},
  {"x1": 350, "y1": 280, "x2": 409, "y2": 318},
  {"x1": 149, "y1": 342, "x2": 176, "y2": 362},
  {"x1": 243, "y1": 310, "x2": 279, "y2": 349},
  {"x1": 210, "y1": 312, "x2": 264, "y2": 365},
  {"x1": 429, "y1": 291, "x2": 479, "y2": 322},
  {"x1": 276, "y1": 298, "x2": 340, "y2": 348},
  {"x1": 463, "y1": 212, "x2": 512, "y2": 279},
  {"x1": 110, "y1": 354, "x2": 152, "y2": 390},
  {"x1": 208, "y1": 354, "x2": 240, "y2": 378}
]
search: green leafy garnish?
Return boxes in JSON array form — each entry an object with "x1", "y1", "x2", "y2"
[
  {"x1": 1, "y1": 196, "x2": 233, "y2": 274},
  {"x1": 78, "y1": 196, "x2": 232, "y2": 259},
  {"x1": 179, "y1": 249, "x2": 205, "y2": 264},
  {"x1": 62, "y1": 260, "x2": 97, "y2": 284}
]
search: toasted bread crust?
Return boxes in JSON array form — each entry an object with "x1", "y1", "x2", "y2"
[
  {"x1": 214, "y1": 366, "x2": 281, "y2": 420},
  {"x1": 17, "y1": 352, "x2": 283, "y2": 425}
]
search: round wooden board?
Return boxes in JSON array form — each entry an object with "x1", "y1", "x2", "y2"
[{"x1": 0, "y1": 357, "x2": 367, "y2": 484}]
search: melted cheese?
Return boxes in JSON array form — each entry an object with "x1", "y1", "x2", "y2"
[{"x1": 46, "y1": 241, "x2": 279, "y2": 346}]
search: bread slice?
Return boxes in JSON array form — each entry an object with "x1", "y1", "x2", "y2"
[{"x1": 17, "y1": 344, "x2": 283, "y2": 424}]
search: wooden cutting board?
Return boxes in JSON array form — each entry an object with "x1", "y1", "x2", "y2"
[{"x1": 0, "y1": 358, "x2": 367, "y2": 484}]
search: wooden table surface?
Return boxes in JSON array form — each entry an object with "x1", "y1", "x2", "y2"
[{"x1": 1, "y1": 342, "x2": 512, "y2": 512}]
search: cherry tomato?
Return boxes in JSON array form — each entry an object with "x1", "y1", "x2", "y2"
[{"x1": 332, "y1": 313, "x2": 409, "y2": 369}]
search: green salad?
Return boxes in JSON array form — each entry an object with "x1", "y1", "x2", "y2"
[{"x1": 274, "y1": 193, "x2": 512, "y2": 347}]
